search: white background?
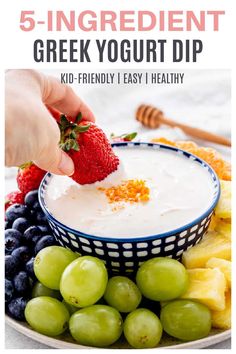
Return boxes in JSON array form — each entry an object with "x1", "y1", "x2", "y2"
[{"x1": 1, "y1": 0, "x2": 234, "y2": 69}]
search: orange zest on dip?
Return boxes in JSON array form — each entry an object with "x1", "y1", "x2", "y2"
[{"x1": 98, "y1": 179, "x2": 150, "y2": 204}]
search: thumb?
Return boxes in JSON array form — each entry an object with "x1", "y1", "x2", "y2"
[{"x1": 34, "y1": 146, "x2": 74, "y2": 176}]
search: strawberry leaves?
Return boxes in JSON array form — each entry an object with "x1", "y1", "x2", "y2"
[
  {"x1": 74, "y1": 112, "x2": 82, "y2": 124},
  {"x1": 122, "y1": 132, "x2": 137, "y2": 141},
  {"x1": 75, "y1": 124, "x2": 91, "y2": 133},
  {"x1": 110, "y1": 132, "x2": 137, "y2": 142},
  {"x1": 58, "y1": 113, "x2": 90, "y2": 152},
  {"x1": 18, "y1": 161, "x2": 33, "y2": 170}
]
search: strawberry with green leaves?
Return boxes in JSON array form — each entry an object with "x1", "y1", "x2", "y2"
[
  {"x1": 17, "y1": 163, "x2": 46, "y2": 194},
  {"x1": 57, "y1": 113, "x2": 120, "y2": 185}
]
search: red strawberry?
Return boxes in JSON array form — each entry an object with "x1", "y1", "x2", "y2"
[
  {"x1": 110, "y1": 132, "x2": 137, "y2": 142},
  {"x1": 17, "y1": 162, "x2": 46, "y2": 194},
  {"x1": 58, "y1": 113, "x2": 120, "y2": 185},
  {"x1": 46, "y1": 105, "x2": 62, "y2": 123},
  {"x1": 5, "y1": 191, "x2": 25, "y2": 211}
]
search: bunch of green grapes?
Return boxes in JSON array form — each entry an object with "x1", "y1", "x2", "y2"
[{"x1": 24, "y1": 246, "x2": 212, "y2": 348}]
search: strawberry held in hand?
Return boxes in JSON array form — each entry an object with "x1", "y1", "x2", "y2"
[{"x1": 58, "y1": 113, "x2": 120, "y2": 185}]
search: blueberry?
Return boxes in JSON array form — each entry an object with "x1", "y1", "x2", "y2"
[
  {"x1": 5, "y1": 228, "x2": 23, "y2": 241},
  {"x1": 12, "y1": 246, "x2": 32, "y2": 265},
  {"x1": 5, "y1": 279, "x2": 14, "y2": 303},
  {"x1": 37, "y1": 224, "x2": 51, "y2": 235},
  {"x1": 24, "y1": 190, "x2": 38, "y2": 207},
  {"x1": 32, "y1": 201, "x2": 41, "y2": 211},
  {"x1": 34, "y1": 235, "x2": 56, "y2": 254},
  {"x1": 29, "y1": 277, "x2": 35, "y2": 288},
  {"x1": 29, "y1": 208, "x2": 37, "y2": 220},
  {"x1": 5, "y1": 255, "x2": 20, "y2": 279},
  {"x1": 25, "y1": 257, "x2": 35, "y2": 278},
  {"x1": 5, "y1": 219, "x2": 12, "y2": 229},
  {"x1": 13, "y1": 271, "x2": 31, "y2": 295},
  {"x1": 33, "y1": 211, "x2": 48, "y2": 224},
  {"x1": 5, "y1": 204, "x2": 30, "y2": 224},
  {"x1": 12, "y1": 217, "x2": 31, "y2": 233},
  {"x1": 5, "y1": 234, "x2": 21, "y2": 254},
  {"x1": 7, "y1": 297, "x2": 28, "y2": 321},
  {"x1": 24, "y1": 226, "x2": 42, "y2": 245},
  {"x1": 29, "y1": 202, "x2": 42, "y2": 221}
]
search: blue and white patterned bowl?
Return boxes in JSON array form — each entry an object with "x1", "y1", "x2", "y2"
[{"x1": 39, "y1": 142, "x2": 220, "y2": 274}]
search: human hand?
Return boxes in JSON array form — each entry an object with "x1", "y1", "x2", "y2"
[{"x1": 5, "y1": 69, "x2": 95, "y2": 175}]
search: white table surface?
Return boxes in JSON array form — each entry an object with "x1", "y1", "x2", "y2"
[{"x1": 5, "y1": 69, "x2": 231, "y2": 349}]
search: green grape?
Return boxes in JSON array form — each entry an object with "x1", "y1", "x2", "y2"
[
  {"x1": 25, "y1": 297, "x2": 70, "y2": 336},
  {"x1": 32, "y1": 281, "x2": 61, "y2": 300},
  {"x1": 62, "y1": 300, "x2": 78, "y2": 315},
  {"x1": 60, "y1": 256, "x2": 108, "y2": 308},
  {"x1": 69, "y1": 305, "x2": 123, "y2": 347},
  {"x1": 34, "y1": 246, "x2": 77, "y2": 290},
  {"x1": 136, "y1": 257, "x2": 188, "y2": 301},
  {"x1": 124, "y1": 308, "x2": 163, "y2": 348},
  {"x1": 104, "y1": 276, "x2": 141, "y2": 313},
  {"x1": 160, "y1": 300, "x2": 211, "y2": 341}
]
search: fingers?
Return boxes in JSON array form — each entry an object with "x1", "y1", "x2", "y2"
[
  {"x1": 34, "y1": 147, "x2": 75, "y2": 176},
  {"x1": 5, "y1": 69, "x2": 85, "y2": 176},
  {"x1": 40, "y1": 73, "x2": 95, "y2": 122},
  {"x1": 32, "y1": 105, "x2": 75, "y2": 176},
  {"x1": 5, "y1": 91, "x2": 75, "y2": 175}
]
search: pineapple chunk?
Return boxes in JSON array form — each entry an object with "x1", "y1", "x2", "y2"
[
  {"x1": 206, "y1": 258, "x2": 231, "y2": 290},
  {"x1": 182, "y1": 231, "x2": 231, "y2": 269},
  {"x1": 215, "y1": 220, "x2": 231, "y2": 240},
  {"x1": 215, "y1": 180, "x2": 231, "y2": 219},
  {"x1": 212, "y1": 291, "x2": 231, "y2": 330},
  {"x1": 222, "y1": 218, "x2": 231, "y2": 224},
  {"x1": 208, "y1": 214, "x2": 218, "y2": 231},
  {"x1": 207, "y1": 212, "x2": 231, "y2": 239},
  {"x1": 181, "y1": 268, "x2": 226, "y2": 311}
]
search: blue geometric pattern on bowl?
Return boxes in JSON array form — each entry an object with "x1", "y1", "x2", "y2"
[{"x1": 39, "y1": 142, "x2": 220, "y2": 274}]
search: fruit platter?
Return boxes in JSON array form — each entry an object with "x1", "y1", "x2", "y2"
[{"x1": 5, "y1": 112, "x2": 231, "y2": 349}]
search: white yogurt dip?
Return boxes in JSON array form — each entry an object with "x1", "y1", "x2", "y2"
[{"x1": 45, "y1": 146, "x2": 215, "y2": 238}]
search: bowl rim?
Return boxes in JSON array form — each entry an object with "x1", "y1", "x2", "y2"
[{"x1": 39, "y1": 142, "x2": 220, "y2": 243}]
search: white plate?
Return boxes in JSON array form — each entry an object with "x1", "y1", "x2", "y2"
[{"x1": 6, "y1": 315, "x2": 231, "y2": 349}]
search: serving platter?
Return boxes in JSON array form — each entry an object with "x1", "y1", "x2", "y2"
[
  {"x1": 6, "y1": 315, "x2": 231, "y2": 349},
  {"x1": 5, "y1": 134, "x2": 231, "y2": 349}
]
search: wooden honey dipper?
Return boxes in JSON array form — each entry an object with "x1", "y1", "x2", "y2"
[{"x1": 136, "y1": 104, "x2": 231, "y2": 147}]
